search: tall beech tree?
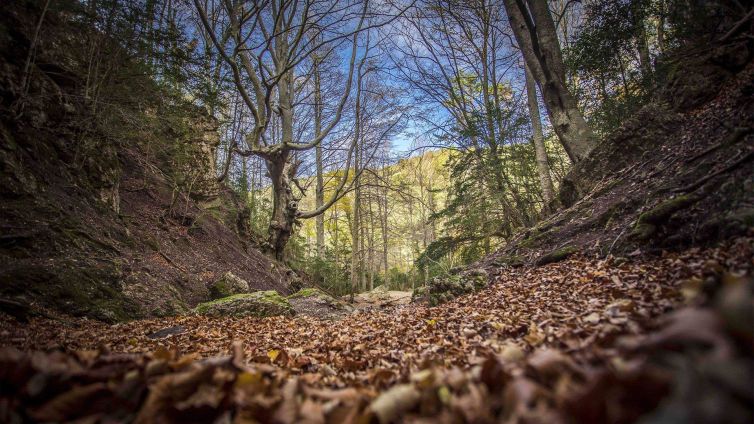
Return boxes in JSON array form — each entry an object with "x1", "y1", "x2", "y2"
[{"x1": 503, "y1": 0, "x2": 596, "y2": 162}]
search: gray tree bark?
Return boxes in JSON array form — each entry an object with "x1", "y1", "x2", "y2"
[
  {"x1": 313, "y1": 57, "x2": 325, "y2": 258},
  {"x1": 504, "y1": 0, "x2": 596, "y2": 162},
  {"x1": 524, "y1": 63, "x2": 555, "y2": 209}
]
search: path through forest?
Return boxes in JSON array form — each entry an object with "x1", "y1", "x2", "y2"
[{"x1": 2, "y1": 238, "x2": 751, "y2": 422}]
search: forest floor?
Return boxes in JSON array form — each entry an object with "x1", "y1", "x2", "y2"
[{"x1": 1, "y1": 237, "x2": 752, "y2": 423}]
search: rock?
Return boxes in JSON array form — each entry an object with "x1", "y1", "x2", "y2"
[
  {"x1": 147, "y1": 325, "x2": 187, "y2": 339},
  {"x1": 288, "y1": 287, "x2": 333, "y2": 301},
  {"x1": 286, "y1": 270, "x2": 304, "y2": 293},
  {"x1": 369, "y1": 285, "x2": 390, "y2": 293},
  {"x1": 411, "y1": 286, "x2": 429, "y2": 303},
  {"x1": 288, "y1": 287, "x2": 348, "y2": 310},
  {"x1": 194, "y1": 291, "x2": 294, "y2": 317},
  {"x1": 209, "y1": 272, "x2": 250, "y2": 299}
]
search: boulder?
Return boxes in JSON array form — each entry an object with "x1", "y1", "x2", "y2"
[
  {"x1": 209, "y1": 272, "x2": 249, "y2": 299},
  {"x1": 194, "y1": 291, "x2": 294, "y2": 317}
]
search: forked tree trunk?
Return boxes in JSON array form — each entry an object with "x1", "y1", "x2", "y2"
[
  {"x1": 266, "y1": 152, "x2": 297, "y2": 261},
  {"x1": 504, "y1": 0, "x2": 596, "y2": 162}
]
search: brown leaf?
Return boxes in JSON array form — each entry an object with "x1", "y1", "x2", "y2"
[
  {"x1": 368, "y1": 384, "x2": 420, "y2": 423},
  {"x1": 479, "y1": 356, "x2": 509, "y2": 392},
  {"x1": 273, "y1": 377, "x2": 300, "y2": 424},
  {"x1": 30, "y1": 383, "x2": 110, "y2": 422}
]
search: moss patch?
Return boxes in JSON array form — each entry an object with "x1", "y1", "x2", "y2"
[
  {"x1": 631, "y1": 194, "x2": 700, "y2": 240},
  {"x1": 288, "y1": 287, "x2": 330, "y2": 299},
  {"x1": 194, "y1": 291, "x2": 293, "y2": 317},
  {"x1": 536, "y1": 246, "x2": 578, "y2": 266},
  {"x1": 638, "y1": 195, "x2": 699, "y2": 225}
]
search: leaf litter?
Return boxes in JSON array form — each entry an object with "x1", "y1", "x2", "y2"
[{"x1": 1, "y1": 238, "x2": 752, "y2": 423}]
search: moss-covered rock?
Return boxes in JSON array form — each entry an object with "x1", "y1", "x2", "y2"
[
  {"x1": 288, "y1": 287, "x2": 330, "y2": 299},
  {"x1": 194, "y1": 291, "x2": 293, "y2": 317},
  {"x1": 421, "y1": 268, "x2": 489, "y2": 306},
  {"x1": 536, "y1": 246, "x2": 578, "y2": 266},
  {"x1": 209, "y1": 272, "x2": 250, "y2": 299}
]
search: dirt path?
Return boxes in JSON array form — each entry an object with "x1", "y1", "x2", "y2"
[{"x1": 1, "y1": 238, "x2": 751, "y2": 423}]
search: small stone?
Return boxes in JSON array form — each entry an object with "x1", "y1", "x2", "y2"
[{"x1": 209, "y1": 272, "x2": 250, "y2": 299}]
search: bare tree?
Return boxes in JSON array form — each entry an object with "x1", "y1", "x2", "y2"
[{"x1": 192, "y1": 0, "x2": 401, "y2": 259}]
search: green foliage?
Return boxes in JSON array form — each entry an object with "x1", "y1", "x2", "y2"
[
  {"x1": 296, "y1": 250, "x2": 351, "y2": 297},
  {"x1": 565, "y1": 0, "x2": 653, "y2": 134},
  {"x1": 566, "y1": 0, "x2": 739, "y2": 134},
  {"x1": 417, "y1": 109, "x2": 569, "y2": 278},
  {"x1": 386, "y1": 267, "x2": 412, "y2": 290}
]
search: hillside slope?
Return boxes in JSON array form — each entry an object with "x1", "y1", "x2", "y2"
[
  {"x1": 481, "y1": 38, "x2": 753, "y2": 271},
  {"x1": 0, "y1": 2, "x2": 296, "y2": 321}
]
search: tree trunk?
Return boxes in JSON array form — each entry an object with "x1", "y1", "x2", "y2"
[
  {"x1": 368, "y1": 191, "x2": 376, "y2": 291},
  {"x1": 524, "y1": 63, "x2": 556, "y2": 210},
  {"x1": 657, "y1": 0, "x2": 666, "y2": 53},
  {"x1": 359, "y1": 203, "x2": 366, "y2": 292},
  {"x1": 504, "y1": 0, "x2": 595, "y2": 162},
  {"x1": 313, "y1": 59, "x2": 325, "y2": 257},
  {"x1": 350, "y1": 143, "x2": 361, "y2": 301},
  {"x1": 380, "y1": 169, "x2": 389, "y2": 287},
  {"x1": 266, "y1": 152, "x2": 297, "y2": 261},
  {"x1": 637, "y1": 19, "x2": 652, "y2": 83}
]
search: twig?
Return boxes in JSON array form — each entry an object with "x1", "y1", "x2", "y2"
[
  {"x1": 159, "y1": 251, "x2": 188, "y2": 273},
  {"x1": 607, "y1": 226, "x2": 629, "y2": 256}
]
